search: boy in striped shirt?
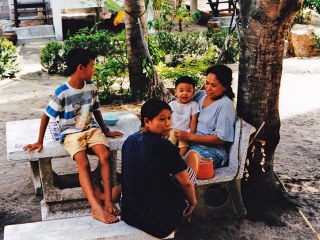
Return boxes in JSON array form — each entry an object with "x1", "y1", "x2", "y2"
[{"x1": 24, "y1": 48, "x2": 123, "y2": 224}]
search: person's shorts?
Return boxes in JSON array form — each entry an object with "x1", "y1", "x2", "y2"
[
  {"x1": 171, "y1": 166, "x2": 197, "y2": 189},
  {"x1": 63, "y1": 128, "x2": 109, "y2": 159},
  {"x1": 190, "y1": 145, "x2": 223, "y2": 168}
]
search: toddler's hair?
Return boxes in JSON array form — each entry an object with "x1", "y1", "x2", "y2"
[
  {"x1": 66, "y1": 48, "x2": 96, "y2": 75},
  {"x1": 206, "y1": 65, "x2": 235, "y2": 100},
  {"x1": 175, "y1": 76, "x2": 196, "y2": 88},
  {"x1": 140, "y1": 99, "x2": 171, "y2": 127}
]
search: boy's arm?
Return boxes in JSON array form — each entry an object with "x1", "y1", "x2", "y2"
[
  {"x1": 189, "y1": 113, "x2": 199, "y2": 134},
  {"x1": 23, "y1": 113, "x2": 50, "y2": 153},
  {"x1": 93, "y1": 110, "x2": 123, "y2": 138}
]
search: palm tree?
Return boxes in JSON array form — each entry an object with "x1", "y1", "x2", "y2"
[{"x1": 124, "y1": 0, "x2": 149, "y2": 100}]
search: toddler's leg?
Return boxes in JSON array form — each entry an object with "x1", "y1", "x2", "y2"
[
  {"x1": 74, "y1": 150, "x2": 117, "y2": 224},
  {"x1": 179, "y1": 147, "x2": 188, "y2": 156}
]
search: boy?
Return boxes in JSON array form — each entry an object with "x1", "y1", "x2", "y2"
[
  {"x1": 23, "y1": 48, "x2": 123, "y2": 224},
  {"x1": 168, "y1": 76, "x2": 199, "y2": 156}
]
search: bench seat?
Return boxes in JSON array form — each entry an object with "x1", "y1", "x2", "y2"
[
  {"x1": 194, "y1": 117, "x2": 255, "y2": 219},
  {"x1": 4, "y1": 216, "x2": 165, "y2": 240}
]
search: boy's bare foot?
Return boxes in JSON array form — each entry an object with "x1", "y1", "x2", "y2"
[{"x1": 92, "y1": 206, "x2": 118, "y2": 224}]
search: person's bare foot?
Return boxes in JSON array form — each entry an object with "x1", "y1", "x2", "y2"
[
  {"x1": 104, "y1": 203, "x2": 121, "y2": 216},
  {"x1": 92, "y1": 206, "x2": 117, "y2": 224},
  {"x1": 103, "y1": 209, "x2": 119, "y2": 223}
]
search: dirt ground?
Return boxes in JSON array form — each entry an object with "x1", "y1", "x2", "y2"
[{"x1": 0, "y1": 40, "x2": 319, "y2": 239}]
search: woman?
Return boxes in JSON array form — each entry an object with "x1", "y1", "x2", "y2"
[
  {"x1": 120, "y1": 99, "x2": 198, "y2": 238},
  {"x1": 174, "y1": 64, "x2": 236, "y2": 169}
]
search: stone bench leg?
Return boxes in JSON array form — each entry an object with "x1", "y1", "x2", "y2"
[
  {"x1": 29, "y1": 160, "x2": 42, "y2": 196},
  {"x1": 110, "y1": 150, "x2": 117, "y2": 186},
  {"x1": 227, "y1": 179, "x2": 247, "y2": 218}
]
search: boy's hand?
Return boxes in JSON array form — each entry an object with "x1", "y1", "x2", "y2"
[
  {"x1": 104, "y1": 131, "x2": 123, "y2": 138},
  {"x1": 23, "y1": 142, "x2": 43, "y2": 153}
]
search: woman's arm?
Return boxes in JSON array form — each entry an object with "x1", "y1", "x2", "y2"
[
  {"x1": 174, "y1": 130, "x2": 225, "y2": 146},
  {"x1": 174, "y1": 170, "x2": 197, "y2": 217}
]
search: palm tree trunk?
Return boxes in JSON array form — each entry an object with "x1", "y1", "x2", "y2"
[{"x1": 124, "y1": 0, "x2": 149, "y2": 100}]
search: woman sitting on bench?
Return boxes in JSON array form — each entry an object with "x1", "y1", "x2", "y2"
[
  {"x1": 174, "y1": 64, "x2": 236, "y2": 169},
  {"x1": 120, "y1": 99, "x2": 198, "y2": 238}
]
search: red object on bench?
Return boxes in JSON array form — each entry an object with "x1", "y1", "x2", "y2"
[{"x1": 197, "y1": 158, "x2": 214, "y2": 180}]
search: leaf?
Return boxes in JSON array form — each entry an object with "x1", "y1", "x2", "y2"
[
  {"x1": 114, "y1": 10, "x2": 125, "y2": 26},
  {"x1": 104, "y1": 0, "x2": 123, "y2": 12}
]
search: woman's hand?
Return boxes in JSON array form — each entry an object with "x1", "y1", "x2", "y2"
[
  {"x1": 174, "y1": 130, "x2": 191, "y2": 142},
  {"x1": 183, "y1": 201, "x2": 197, "y2": 218}
]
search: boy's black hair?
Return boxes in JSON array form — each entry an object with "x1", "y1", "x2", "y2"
[
  {"x1": 175, "y1": 76, "x2": 196, "y2": 88},
  {"x1": 140, "y1": 99, "x2": 171, "y2": 127},
  {"x1": 206, "y1": 64, "x2": 235, "y2": 100},
  {"x1": 66, "y1": 48, "x2": 96, "y2": 75}
]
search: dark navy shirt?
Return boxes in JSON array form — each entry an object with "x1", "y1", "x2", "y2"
[{"x1": 121, "y1": 131, "x2": 188, "y2": 238}]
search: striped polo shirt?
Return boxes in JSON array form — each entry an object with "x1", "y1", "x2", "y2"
[{"x1": 45, "y1": 81, "x2": 100, "y2": 141}]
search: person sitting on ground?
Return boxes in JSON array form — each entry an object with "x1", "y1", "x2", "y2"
[
  {"x1": 168, "y1": 76, "x2": 199, "y2": 156},
  {"x1": 23, "y1": 48, "x2": 123, "y2": 224},
  {"x1": 120, "y1": 99, "x2": 198, "y2": 238},
  {"x1": 174, "y1": 64, "x2": 236, "y2": 169}
]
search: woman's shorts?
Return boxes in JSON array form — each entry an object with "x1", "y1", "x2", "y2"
[{"x1": 190, "y1": 145, "x2": 223, "y2": 168}]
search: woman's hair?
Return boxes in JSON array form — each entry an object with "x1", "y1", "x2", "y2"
[
  {"x1": 66, "y1": 48, "x2": 96, "y2": 75},
  {"x1": 206, "y1": 65, "x2": 235, "y2": 100},
  {"x1": 140, "y1": 99, "x2": 171, "y2": 127}
]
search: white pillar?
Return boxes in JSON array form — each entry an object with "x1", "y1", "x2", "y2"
[
  {"x1": 49, "y1": 0, "x2": 97, "y2": 40},
  {"x1": 190, "y1": 0, "x2": 198, "y2": 13}
]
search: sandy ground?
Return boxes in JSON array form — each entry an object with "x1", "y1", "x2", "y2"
[{"x1": 0, "y1": 41, "x2": 319, "y2": 240}]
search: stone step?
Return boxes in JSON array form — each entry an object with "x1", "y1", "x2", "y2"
[
  {"x1": 4, "y1": 216, "x2": 172, "y2": 240},
  {"x1": 12, "y1": 25, "x2": 55, "y2": 44}
]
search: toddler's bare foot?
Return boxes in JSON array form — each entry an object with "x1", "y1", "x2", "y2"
[{"x1": 92, "y1": 206, "x2": 117, "y2": 224}]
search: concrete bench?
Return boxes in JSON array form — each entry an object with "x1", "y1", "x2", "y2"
[
  {"x1": 4, "y1": 216, "x2": 166, "y2": 240},
  {"x1": 6, "y1": 111, "x2": 254, "y2": 223},
  {"x1": 6, "y1": 111, "x2": 141, "y2": 220},
  {"x1": 194, "y1": 117, "x2": 255, "y2": 219}
]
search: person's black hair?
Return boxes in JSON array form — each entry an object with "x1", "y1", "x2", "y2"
[
  {"x1": 175, "y1": 76, "x2": 196, "y2": 88},
  {"x1": 66, "y1": 48, "x2": 96, "y2": 75},
  {"x1": 140, "y1": 99, "x2": 171, "y2": 127},
  {"x1": 206, "y1": 64, "x2": 235, "y2": 100}
]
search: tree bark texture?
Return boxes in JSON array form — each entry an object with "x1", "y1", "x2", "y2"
[
  {"x1": 237, "y1": 0, "x2": 302, "y2": 180},
  {"x1": 124, "y1": 0, "x2": 149, "y2": 100}
]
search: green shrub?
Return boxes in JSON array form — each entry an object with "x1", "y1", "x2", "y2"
[
  {"x1": 206, "y1": 28, "x2": 240, "y2": 64},
  {"x1": 292, "y1": 7, "x2": 312, "y2": 25},
  {"x1": 0, "y1": 38, "x2": 19, "y2": 79},
  {"x1": 312, "y1": 33, "x2": 320, "y2": 52},
  {"x1": 304, "y1": 0, "x2": 320, "y2": 14},
  {"x1": 40, "y1": 41, "x2": 64, "y2": 74},
  {"x1": 40, "y1": 26, "x2": 127, "y2": 75}
]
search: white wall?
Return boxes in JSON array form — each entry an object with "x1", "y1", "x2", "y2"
[{"x1": 49, "y1": 0, "x2": 98, "y2": 40}]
